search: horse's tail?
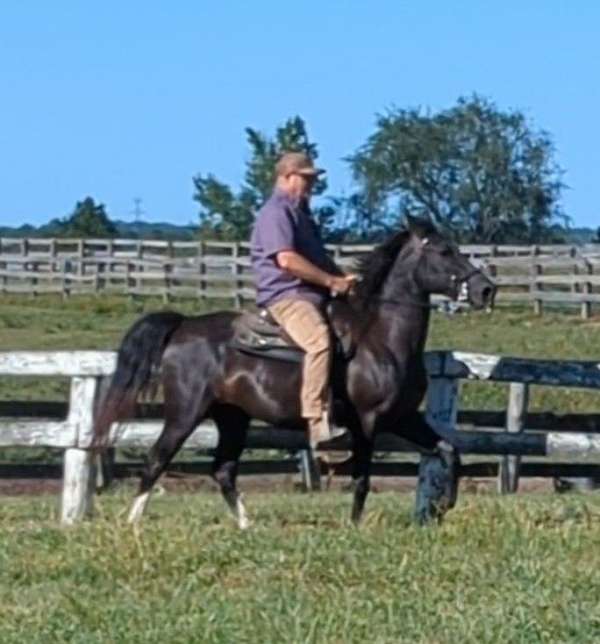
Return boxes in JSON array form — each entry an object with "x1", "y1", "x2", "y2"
[{"x1": 92, "y1": 311, "x2": 185, "y2": 450}]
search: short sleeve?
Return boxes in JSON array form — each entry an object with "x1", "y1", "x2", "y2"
[{"x1": 258, "y1": 206, "x2": 295, "y2": 258}]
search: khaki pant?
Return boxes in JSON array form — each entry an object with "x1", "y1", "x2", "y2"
[{"x1": 267, "y1": 298, "x2": 331, "y2": 419}]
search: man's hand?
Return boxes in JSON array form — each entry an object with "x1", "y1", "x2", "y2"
[{"x1": 328, "y1": 274, "x2": 358, "y2": 296}]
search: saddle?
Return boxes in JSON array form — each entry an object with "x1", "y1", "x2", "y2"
[{"x1": 231, "y1": 300, "x2": 356, "y2": 363}]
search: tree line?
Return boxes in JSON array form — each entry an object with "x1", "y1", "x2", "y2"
[{"x1": 6, "y1": 96, "x2": 599, "y2": 244}]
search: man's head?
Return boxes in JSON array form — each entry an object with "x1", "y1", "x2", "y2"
[{"x1": 275, "y1": 151, "x2": 325, "y2": 199}]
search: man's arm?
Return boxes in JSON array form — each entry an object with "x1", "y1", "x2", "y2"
[
  {"x1": 276, "y1": 250, "x2": 354, "y2": 293},
  {"x1": 319, "y1": 253, "x2": 345, "y2": 277}
]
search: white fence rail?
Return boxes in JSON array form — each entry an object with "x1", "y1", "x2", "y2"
[{"x1": 2, "y1": 350, "x2": 600, "y2": 523}]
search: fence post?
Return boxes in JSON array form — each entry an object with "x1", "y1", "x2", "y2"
[
  {"x1": 124, "y1": 260, "x2": 133, "y2": 298},
  {"x1": 61, "y1": 376, "x2": 98, "y2": 524},
  {"x1": 531, "y1": 246, "x2": 543, "y2": 315},
  {"x1": 498, "y1": 382, "x2": 529, "y2": 494},
  {"x1": 163, "y1": 262, "x2": 172, "y2": 304},
  {"x1": 92, "y1": 262, "x2": 101, "y2": 296},
  {"x1": 62, "y1": 448, "x2": 96, "y2": 524},
  {"x1": 0, "y1": 237, "x2": 3, "y2": 294},
  {"x1": 61, "y1": 258, "x2": 70, "y2": 300},
  {"x1": 76, "y1": 240, "x2": 84, "y2": 279},
  {"x1": 487, "y1": 245, "x2": 498, "y2": 280},
  {"x1": 23, "y1": 239, "x2": 38, "y2": 297},
  {"x1": 298, "y1": 449, "x2": 321, "y2": 492},
  {"x1": 232, "y1": 242, "x2": 243, "y2": 309},
  {"x1": 581, "y1": 260, "x2": 592, "y2": 320},
  {"x1": 425, "y1": 376, "x2": 459, "y2": 438},
  {"x1": 0, "y1": 261, "x2": 5, "y2": 294},
  {"x1": 198, "y1": 241, "x2": 206, "y2": 301}
]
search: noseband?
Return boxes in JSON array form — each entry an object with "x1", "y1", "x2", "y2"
[{"x1": 449, "y1": 266, "x2": 484, "y2": 289}]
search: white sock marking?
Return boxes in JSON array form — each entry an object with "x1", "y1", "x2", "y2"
[
  {"x1": 236, "y1": 495, "x2": 250, "y2": 530},
  {"x1": 127, "y1": 491, "x2": 151, "y2": 524}
]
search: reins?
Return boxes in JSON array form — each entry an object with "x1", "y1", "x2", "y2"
[{"x1": 371, "y1": 296, "x2": 437, "y2": 310}]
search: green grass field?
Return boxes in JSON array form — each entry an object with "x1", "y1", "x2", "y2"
[{"x1": 2, "y1": 490, "x2": 600, "y2": 643}]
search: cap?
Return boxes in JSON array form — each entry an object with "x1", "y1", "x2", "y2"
[{"x1": 275, "y1": 151, "x2": 326, "y2": 178}]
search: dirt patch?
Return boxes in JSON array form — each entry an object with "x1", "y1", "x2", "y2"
[
  {"x1": 0, "y1": 474, "x2": 556, "y2": 497},
  {"x1": 0, "y1": 479, "x2": 63, "y2": 496}
]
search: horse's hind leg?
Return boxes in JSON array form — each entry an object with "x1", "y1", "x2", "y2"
[
  {"x1": 350, "y1": 416, "x2": 375, "y2": 525},
  {"x1": 128, "y1": 386, "x2": 213, "y2": 524},
  {"x1": 210, "y1": 405, "x2": 249, "y2": 529}
]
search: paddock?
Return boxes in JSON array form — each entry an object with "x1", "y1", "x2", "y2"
[{"x1": 1, "y1": 348, "x2": 600, "y2": 523}]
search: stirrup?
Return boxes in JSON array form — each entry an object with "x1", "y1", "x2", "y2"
[{"x1": 309, "y1": 425, "x2": 348, "y2": 450}]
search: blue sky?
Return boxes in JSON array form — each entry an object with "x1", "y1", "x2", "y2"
[{"x1": 1, "y1": 1, "x2": 599, "y2": 228}]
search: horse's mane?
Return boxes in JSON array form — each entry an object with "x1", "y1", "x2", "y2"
[{"x1": 354, "y1": 230, "x2": 411, "y2": 301}]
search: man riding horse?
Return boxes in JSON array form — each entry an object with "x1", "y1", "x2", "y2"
[
  {"x1": 250, "y1": 151, "x2": 356, "y2": 450},
  {"x1": 93, "y1": 158, "x2": 496, "y2": 527}
]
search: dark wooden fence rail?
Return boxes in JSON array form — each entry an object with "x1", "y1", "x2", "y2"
[{"x1": 2, "y1": 238, "x2": 600, "y2": 317}]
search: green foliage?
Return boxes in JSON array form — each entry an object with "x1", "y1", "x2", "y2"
[
  {"x1": 2, "y1": 492, "x2": 600, "y2": 642},
  {"x1": 193, "y1": 116, "x2": 329, "y2": 240},
  {"x1": 0, "y1": 220, "x2": 198, "y2": 241},
  {"x1": 193, "y1": 178, "x2": 258, "y2": 241},
  {"x1": 42, "y1": 197, "x2": 117, "y2": 238},
  {"x1": 350, "y1": 95, "x2": 568, "y2": 243},
  {"x1": 242, "y1": 117, "x2": 327, "y2": 202},
  {"x1": 0, "y1": 224, "x2": 39, "y2": 238},
  {"x1": 326, "y1": 192, "x2": 392, "y2": 242},
  {"x1": 558, "y1": 226, "x2": 598, "y2": 244},
  {"x1": 108, "y1": 220, "x2": 198, "y2": 241}
]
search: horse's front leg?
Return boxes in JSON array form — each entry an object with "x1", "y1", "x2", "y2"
[
  {"x1": 400, "y1": 411, "x2": 461, "y2": 524},
  {"x1": 414, "y1": 441, "x2": 461, "y2": 524}
]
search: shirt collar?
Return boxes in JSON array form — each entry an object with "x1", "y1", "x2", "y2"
[{"x1": 272, "y1": 188, "x2": 305, "y2": 210}]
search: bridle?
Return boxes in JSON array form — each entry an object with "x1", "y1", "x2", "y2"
[{"x1": 449, "y1": 266, "x2": 483, "y2": 290}]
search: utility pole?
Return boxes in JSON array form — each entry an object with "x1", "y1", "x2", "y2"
[{"x1": 131, "y1": 197, "x2": 145, "y2": 223}]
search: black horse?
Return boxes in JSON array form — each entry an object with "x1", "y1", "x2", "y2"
[{"x1": 93, "y1": 217, "x2": 495, "y2": 527}]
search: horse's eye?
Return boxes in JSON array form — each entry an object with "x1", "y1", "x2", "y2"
[{"x1": 440, "y1": 247, "x2": 453, "y2": 256}]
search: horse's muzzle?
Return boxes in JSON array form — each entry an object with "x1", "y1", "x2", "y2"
[{"x1": 467, "y1": 272, "x2": 497, "y2": 310}]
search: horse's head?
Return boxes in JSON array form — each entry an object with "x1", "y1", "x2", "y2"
[{"x1": 406, "y1": 216, "x2": 496, "y2": 310}]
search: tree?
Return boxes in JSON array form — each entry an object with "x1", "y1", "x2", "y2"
[
  {"x1": 45, "y1": 197, "x2": 117, "y2": 238},
  {"x1": 349, "y1": 95, "x2": 568, "y2": 243},
  {"x1": 326, "y1": 192, "x2": 393, "y2": 242},
  {"x1": 193, "y1": 116, "x2": 331, "y2": 240}
]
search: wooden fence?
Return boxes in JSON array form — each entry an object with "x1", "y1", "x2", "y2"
[
  {"x1": 2, "y1": 238, "x2": 600, "y2": 316},
  {"x1": 1, "y1": 349, "x2": 600, "y2": 523}
]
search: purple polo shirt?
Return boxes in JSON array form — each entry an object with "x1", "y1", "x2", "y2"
[{"x1": 250, "y1": 189, "x2": 332, "y2": 308}]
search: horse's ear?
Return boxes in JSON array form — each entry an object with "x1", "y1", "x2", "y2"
[{"x1": 405, "y1": 215, "x2": 436, "y2": 239}]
